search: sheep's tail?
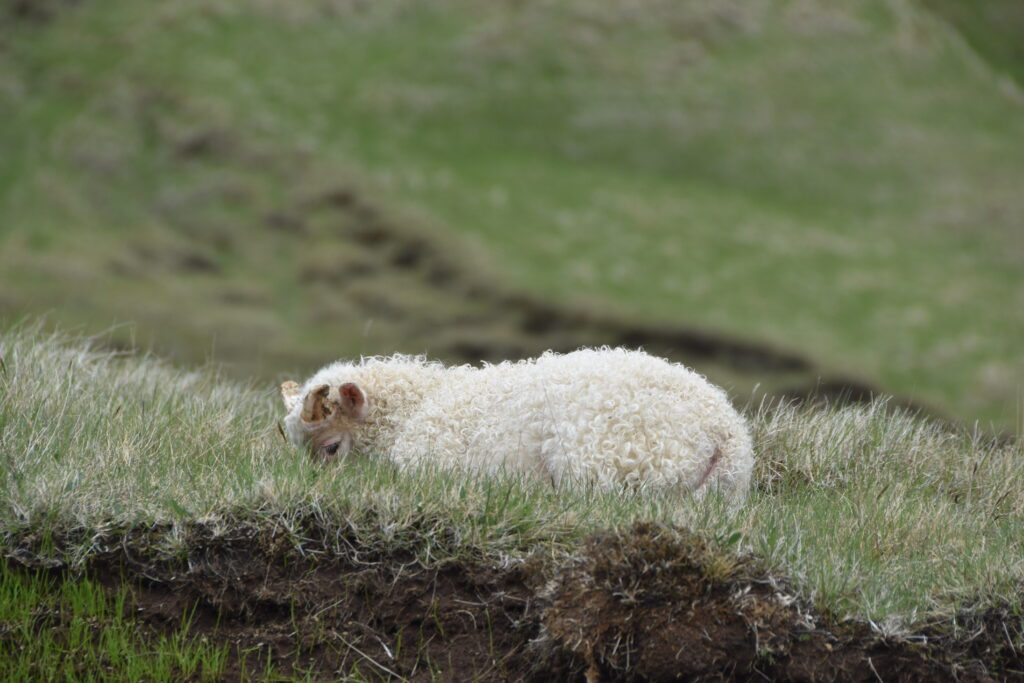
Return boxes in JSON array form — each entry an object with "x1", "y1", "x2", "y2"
[{"x1": 693, "y1": 444, "x2": 722, "y2": 491}]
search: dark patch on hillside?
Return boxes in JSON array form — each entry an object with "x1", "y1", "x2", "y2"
[
  {"x1": 924, "y1": 0, "x2": 1024, "y2": 87},
  {"x1": 300, "y1": 183, "x2": 812, "y2": 374},
  {"x1": 1, "y1": 0, "x2": 81, "y2": 24},
  {"x1": 4, "y1": 521, "x2": 1016, "y2": 681}
]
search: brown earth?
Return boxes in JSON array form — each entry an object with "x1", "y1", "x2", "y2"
[{"x1": 6, "y1": 521, "x2": 1021, "y2": 681}]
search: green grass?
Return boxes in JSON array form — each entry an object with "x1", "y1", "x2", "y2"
[
  {"x1": 0, "y1": 561, "x2": 228, "y2": 681},
  {"x1": 2, "y1": 326, "x2": 1022, "y2": 631},
  {"x1": 0, "y1": 0, "x2": 1022, "y2": 430}
]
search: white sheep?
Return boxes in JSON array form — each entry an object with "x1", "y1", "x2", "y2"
[{"x1": 280, "y1": 348, "x2": 754, "y2": 500}]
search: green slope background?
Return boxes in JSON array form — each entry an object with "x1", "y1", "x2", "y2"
[{"x1": 1, "y1": 0, "x2": 1022, "y2": 431}]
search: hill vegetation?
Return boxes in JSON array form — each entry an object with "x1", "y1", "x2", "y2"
[
  {"x1": 1, "y1": 0, "x2": 1022, "y2": 431},
  {"x1": 1, "y1": 326, "x2": 1022, "y2": 677}
]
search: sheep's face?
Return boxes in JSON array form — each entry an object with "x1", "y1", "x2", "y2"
[{"x1": 281, "y1": 381, "x2": 368, "y2": 461}]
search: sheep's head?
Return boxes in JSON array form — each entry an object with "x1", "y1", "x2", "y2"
[{"x1": 281, "y1": 380, "x2": 368, "y2": 461}]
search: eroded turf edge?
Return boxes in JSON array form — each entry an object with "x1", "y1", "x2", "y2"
[{"x1": 4, "y1": 520, "x2": 1017, "y2": 681}]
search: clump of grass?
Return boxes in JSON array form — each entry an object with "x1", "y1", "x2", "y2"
[
  {"x1": 1, "y1": 325, "x2": 1021, "y2": 631},
  {"x1": 735, "y1": 399, "x2": 1024, "y2": 627},
  {"x1": 0, "y1": 561, "x2": 228, "y2": 680}
]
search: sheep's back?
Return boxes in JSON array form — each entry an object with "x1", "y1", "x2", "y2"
[{"x1": 391, "y1": 348, "x2": 752, "y2": 496}]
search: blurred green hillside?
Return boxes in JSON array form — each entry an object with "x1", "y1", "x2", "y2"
[{"x1": 1, "y1": 0, "x2": 1021, "y2": 431}]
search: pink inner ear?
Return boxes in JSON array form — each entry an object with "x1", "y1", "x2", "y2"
[{"x1": 339, "y1": 382, "x2": 366, "y2": 418}]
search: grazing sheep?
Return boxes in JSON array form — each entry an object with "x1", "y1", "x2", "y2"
[{"x1": 281, "y1": 348, "x2": 753, "y2": 500}]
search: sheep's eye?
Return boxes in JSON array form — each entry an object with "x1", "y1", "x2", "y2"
[{"x1": 324, "y1": 442, "x2": 340, "y2": 456}]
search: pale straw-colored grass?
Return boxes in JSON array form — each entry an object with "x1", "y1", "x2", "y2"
[{"x1": 1, "y1": 324, "x2": 1020, "y2": 627}]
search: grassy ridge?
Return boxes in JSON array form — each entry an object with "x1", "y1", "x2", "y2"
[
  {"x1": 2, "y1": 327, "x2": 1022, "y2": 628},
  {"x1": 0, "y1": 0, "x2": 1022, "y2": 429}
]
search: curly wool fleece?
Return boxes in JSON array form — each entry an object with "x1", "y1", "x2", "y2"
[{"x1": 281, "y1": 348, "x2": 753, "y2": 500}]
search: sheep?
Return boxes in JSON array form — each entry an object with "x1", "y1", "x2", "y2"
[{"x1": 280, "y1": 348, "x2": 754, "y2": 500}]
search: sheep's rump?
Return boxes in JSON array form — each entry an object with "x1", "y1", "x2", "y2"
[{"x1": 391, "y1": 348, "x2": 753, "y2": 498}]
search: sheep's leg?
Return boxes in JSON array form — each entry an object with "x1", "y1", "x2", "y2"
[
  {"x1": 537, "y1": 452, "x2": 562, "y2": 489},
  {"x1": 693, "y1": 445, "x2": 722, "y2": 491}
]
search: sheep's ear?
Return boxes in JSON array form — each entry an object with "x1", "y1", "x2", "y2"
[
  {"x1": 339, "y1": 382, "x2": 367, "y2": 420},
  {"x1": 281, "y1": 381, "x2": 302, "y2": 411},
  {"x1": 301, "y1": 384, "x2": 332, "y2": 422}
]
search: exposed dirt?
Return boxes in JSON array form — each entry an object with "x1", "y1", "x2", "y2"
[{"x1": 5, "y1": 521, "x2": 1020, "y2": 681}]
